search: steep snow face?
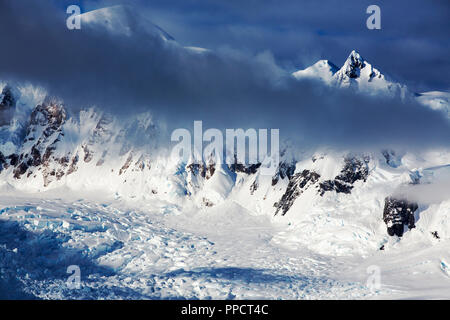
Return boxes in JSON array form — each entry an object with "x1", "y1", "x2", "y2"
[
  {"x1": 293, "y1": 50, "x2": 408, "y2": 98},
  {"x1": 80, "y1": 5, "x2": 174, "y2": 41},
  {"x1": 0, "y1": 84, "x2": 46, "y2": 156},
  {"x1": 292, "y1": 60, "x2": 338, "y2": 84},
  {"x1": 79, "y1": 6, "x2": 211, "y2": 54}
]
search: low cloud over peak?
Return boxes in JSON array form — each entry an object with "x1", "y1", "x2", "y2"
[{"x1": 0, "y1": 1, "x2": 448, "y2": 150}]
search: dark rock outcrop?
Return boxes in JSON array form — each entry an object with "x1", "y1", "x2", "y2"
[
  {"x1": 342, "y1": 51, "x2": 366, "y2": 79},
  {"x1": 14, "y1": 98, "x2": 66, "y2": 179},
  {"x1": 431, "y1": 231, "x2": 440, "y2": 239},
  {"x1": 29, "y1": 98, "x2": 66, "y2": 133},
  {"x1": 274, "y1": 170, "x2": 320, "y2": 216},
  {"x1": 250, "y1": 179, "x2": 258, "y2": 195},
  {"x1": 187, "y1": 163, "x2": 206, "y2": 179},
  {"x1": 7, "y1": 154, "x2": 19, "y2": 166},
  {"x1": 0, "y1": 85, "x2": 16, "y2": 110},
  {"x1": 187, "y1": 160, "x2": 217, "y2": 180},
  {"x1": 0, "y1": 152, "x2": 8, "y2": 171},
  {"x1": 383, "y1": 197, "x2": 418, "y2": 237},
  {"x1": 271, "y1": 161, "x2": 296, "y2": 186},
  {"x1": 119, "y1": 153, "x2": 133, "y2": 175},
  {"x1": 319, "y1": 156, "x2": 369, "y2": 196},
  {"x1": 229, "y1": 162, "x2": 261, "y2": 175}
]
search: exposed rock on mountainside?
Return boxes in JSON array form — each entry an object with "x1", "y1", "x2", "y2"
[
  {"x1": 186, "y1": 162, "x2": 216, "y2": 181},
  {"x1": 273, "y1": 155, "x2": 370, "y2": 216},
  {"x1": 383, "y1": 197, "x2": 418, "y2": 237},
  {"x1": 336, "y1": 50, "x2": 366, "y2": 79},
  {"x1": 271, "y1": 161, "x2": 296, "y2": 186},
  {"x1": 229, "y1": 158, "x2": 261, "y2": 174},
  {"x1": 13, "y1": 97, "x2": 66, "y2": 181},
  {"x1": 319, "y1": 156, "x2": 369, "y2": 195},
  {"x1": 274, "y1": 169, "x2": 320, "y2": 215},
  {"x1": 0, "y1": 85, "x2": 16, "y2": 110}
]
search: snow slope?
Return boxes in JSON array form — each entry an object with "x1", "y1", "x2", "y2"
[
  {"x1": 79, "y1": 5, "x2": 174, "y2": 41},
  {"x1": 292, "y1": 60, "x2": 339, "y2": 84},
  {"x1": 0, "y1": 190, "x2": 396, "y2": 299}
]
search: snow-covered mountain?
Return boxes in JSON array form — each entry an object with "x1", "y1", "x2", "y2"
[
  {"x1": 80, "y1": 5, "x2": 174, "y2": 41},
  {"x1": 292, "y1": 59, "x2": 339, "y2": 85},
  {"x1": 0, "y1": 6, "x2": 449, "y2": 299},
  {"x1": 293, "y1": 50, "x2": 409, "y2": 98},
  {"x1": 78, "y1": 5, "x2": 209, "y2": 54},
  {"x1": 1, "y1": 76, "x2": 449, "y2": 252}
]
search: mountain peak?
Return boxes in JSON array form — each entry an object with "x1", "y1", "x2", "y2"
[
  {"x1": 292, "y1": 50, "x2": 408, "y2": 98},
  {"x1": 348, "y1": 49, "x2": 362, "y2": 59},
  {"x1": 341, "y1": 50, "x2": 366, "y2": 79},
  {"x1": 80, "y1": 5, "x2": 174, "y2": 41}
]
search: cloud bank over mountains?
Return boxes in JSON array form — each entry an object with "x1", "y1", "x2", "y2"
[{"x1": 0, "y1": 1, "x2": 448, "y2": 150}]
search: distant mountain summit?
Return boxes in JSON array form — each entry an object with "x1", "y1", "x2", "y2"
[
  {"x1": 80, "y1": 5, "x2": 175, "y2": 41},
  {"x1": 79, "y1": 6, "x2": 211, "y2": 54},
  {"x1": 335, "y1": 50, "x2": 368, "y2": 81},
  {"x1": 293, "y1": 50, "x2": 408, "y2": 98}
]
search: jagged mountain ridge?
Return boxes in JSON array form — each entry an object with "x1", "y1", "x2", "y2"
[
  {"x1": 293, "y1": 50, "x2": 408, "y2": 99},
  {"x1": 0, "y1": 80, "x2": 448, "y2": 254},
  {"x1": 293, "y1": 50, "x2": 450, "y2": 118}
]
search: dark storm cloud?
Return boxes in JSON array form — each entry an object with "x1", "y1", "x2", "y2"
[
  {"x1": 123, "y1": 0, "x2": 449, "y2": 92},
  {"x1": 0, "y1": 0, "x2": 449, "y2": 150}
]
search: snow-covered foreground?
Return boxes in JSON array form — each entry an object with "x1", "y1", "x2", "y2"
[{"x1": 1, "y1": 189, "x2": 448, "y2": 299}]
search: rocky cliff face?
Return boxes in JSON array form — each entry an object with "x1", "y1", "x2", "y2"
[
  {"x1": 0, "y1": 87, "x2": 156, "y2": 190},
  {"x1": 13, "y1": 97, "x2": 66, "y2": 182},
  {"x1": 318, "y1": 156, "x2": 369, "y2": 195},
  {"x1": 0, "y1": 86, "x2": 16, "y2": 110},
  {"x1": 274, "y1": 169, "x2": 320, "y2": 215},
  {"x1": 383, "y1": 197, "x2": 418, "y2": 237}
]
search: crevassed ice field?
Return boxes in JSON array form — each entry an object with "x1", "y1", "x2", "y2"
[{"x1": 1, "y1": 185, "x2": 449, "y2": 299}]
